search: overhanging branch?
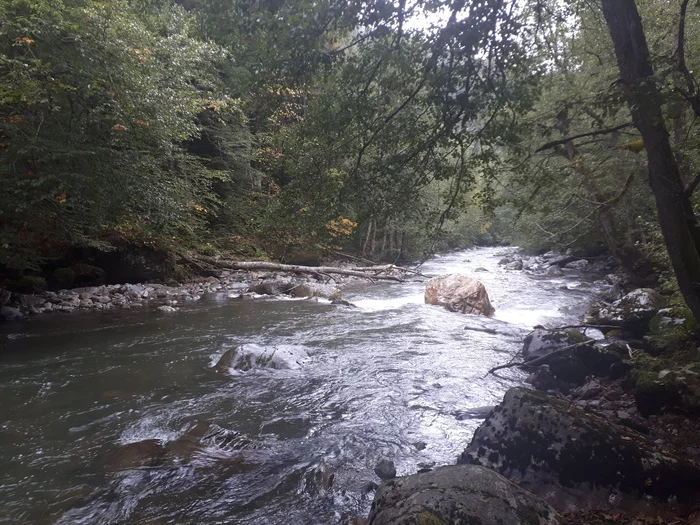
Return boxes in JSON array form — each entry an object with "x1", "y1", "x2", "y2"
[{"x1": 535, "y1": 123, "x2": 634, "y2": 153}]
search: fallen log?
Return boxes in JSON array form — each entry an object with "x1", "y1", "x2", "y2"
[{"x1": 193, "y1": 256, "x2": 405, "y2": 282}]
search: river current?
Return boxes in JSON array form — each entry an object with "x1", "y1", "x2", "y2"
[{"x1": 0, "y1": 247, "x2": 605, "y2": 525}]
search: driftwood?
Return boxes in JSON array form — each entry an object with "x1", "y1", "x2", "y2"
[
  {"x1": 487, "y1": 340, "x2": 596, "y2": 376},
  {"x1": 193, "y1": 256, "x2": 406, "y2": 282}
]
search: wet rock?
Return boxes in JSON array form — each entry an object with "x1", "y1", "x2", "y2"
[
  {"x1": 214, "y1": 344, "x2": 308, "y2": 371},
  {"x1": 247, "y1": 280, "x2": 296, "y2": 296},
  {"x1": 367, "y1": 464, "x2": 559, "y2": 525},
  {"x1": 424, "y1": 274, "x2": 495, "y2": 317},
  {"x1": 473, "y1": 267, "x2": 489, "y2": 272},
  {"x1": 454, "y1": 405, "x2": 495, "y2": 420},
  {"x1": 505, "y1": 259, "x2": 524, "y2": 270},
  {"x1": 522, "y1": 329, "x2": 585, "y2": 361},
  {"x1": 548, "y1": 255, "x2": 579, "y2": 267},
  {"x1": 546, "y1": 265, "x2": 564, "y2": 277},
  {"x1": 564, "y1": 259, "x2": 589, "y2": 270},
  {"x1": 331, "y1": 299, "x2": 357, "y2": 308},
  {"x1": 374, "y1": 459, "x2": 396, "y2": 480},
  {"x1": 290, "y1": 283, "x2": 341, "y2": 300},
  {"x1": 0, "y1": 306, "x2": 24, "y2": 320},
  {"x1": 587, "y1": 288, "x2": 666, "y2": 334},
  {"x1": 361, "y1": 481, "x2": 379, "y2": 494},
  {"x1": 103, "y1": 439, "x2": 167, "y2": 470},
  {"x1": 157, "y1": 305, "x2": 177, "y2": 313},
  {"x1": 412, "y1": 441, "x2": 427, "y2": 451},
  {"x1": 458, "y1": 388, "x2": 700, "y2": 506}
]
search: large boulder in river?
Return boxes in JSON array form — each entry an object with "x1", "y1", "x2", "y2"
[
  {"x1": 458, "y1": 388, "x2": 700, "y2": 507},
  {"x1": 367, "y1": 464, "x2": 559, "y2": 525},
  {"x1": 214, "y1": 344, "x2": 308, "y2": 371},
  {"x1": 424, "y1": 274, "x2": 495, "y2": 317},
  {"x1": 289, "y1": 283, "x2": 341, "y2": 300}
]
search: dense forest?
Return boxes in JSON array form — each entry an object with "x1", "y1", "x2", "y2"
[{"x1": 2, "y1": 0, "x2": 700, "y2": 313}]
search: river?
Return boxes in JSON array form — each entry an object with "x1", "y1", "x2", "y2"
[{"x1": 0, "y1": 247, "x2": 606, "y2": 525}]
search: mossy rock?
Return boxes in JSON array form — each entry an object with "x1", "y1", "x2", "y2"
[
  {"x1": 8, "y1": 275, "x2": 48, "y2": 294},
  {"x1": 632, "y1": 365, "x2": 700, "y2": 416}
]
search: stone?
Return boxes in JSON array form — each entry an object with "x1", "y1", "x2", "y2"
[
  {"x1": 564, "y1": 259, "x2": 589, "y2": 270},
  {"x1": 366, "y1": 464, "x2": 559, "y2": 525},
  {"x1": 290, "y1": 283, "x2": 341, "y2": 300},
  {"x1": 473, "y1": 267, "x2": 489, "y2": 272},
  {"x1": 458, "y1": 388, "x2": 700, "y2": 507},
  {"x1": 454, "y1": 405, "x2": 495, "y2": 420},
  {"x1": 214, "y1": 344, "x2": 308, "y2": 371},
  {"x1": 103, "y1": 439, "x2": 167, "y2": 471},
  {"x1": 374, "y1": 459, "x2": 397, "y2": 480},
  {"x1": 247, "y1": 280, "x2": 297, "y2": 296},
  {"x1": 505, "y1": 259, "x2": 524, "y2": 270},
  {"x1": 587, "y1": 288, "x2": 666, "y2": 334},
  {"x1": 522, "y1": 329, "x2": 585, "y2": 361},
  {"x1": 546, "y1": 265, "x2": 564, "y2": 277},
  {"x1": 424, "y1": 274, "x2": 495, "y2": 317},
  {"x1": 0, "y1": 306, "x2": 24, "y2": 320},
  {"x1": 157, "y1": 305, "x2": 177, "y2": 313}
]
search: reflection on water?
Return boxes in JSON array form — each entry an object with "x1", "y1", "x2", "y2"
[{"x1": 0, "y1": 247, "x2": 605, "y2": 524}]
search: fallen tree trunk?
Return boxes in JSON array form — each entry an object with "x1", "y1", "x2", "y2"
[{"x1": 193, "y1": 256, "x2": 405, "y2": 282}]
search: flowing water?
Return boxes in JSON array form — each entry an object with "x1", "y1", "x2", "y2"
[{"x1": 0, "y1": 247, "x2": 606, "y2": 525}]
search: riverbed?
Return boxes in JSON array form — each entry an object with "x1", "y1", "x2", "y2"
[{"x1": 0, "y1": 247, "x2": 606, "y2": 525}]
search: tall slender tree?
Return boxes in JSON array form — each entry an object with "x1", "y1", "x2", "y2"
[{"x1": 601, "y1": 0, "x2": 700, "y2": 320}]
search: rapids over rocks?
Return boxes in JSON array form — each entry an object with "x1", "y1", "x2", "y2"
[{"x1": 0, "y1": 248, "x2": 607, "y2": 525}]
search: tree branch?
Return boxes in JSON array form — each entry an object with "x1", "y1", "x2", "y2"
[{"x1": 535, "y1": 123, "x2": 634, "y2": 153}]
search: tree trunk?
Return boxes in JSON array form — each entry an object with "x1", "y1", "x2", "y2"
[{"x1": 602, "y1": 0, "x2": 700, "y2": 320}]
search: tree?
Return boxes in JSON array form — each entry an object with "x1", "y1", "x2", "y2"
[{"x1": 601, "y1": 0, "x2": 700, "y2": 320}]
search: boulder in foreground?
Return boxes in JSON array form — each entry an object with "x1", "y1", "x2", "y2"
[
  {"x1": 367, "y1": 464, "x2": 559, "y2": 525},
  {"x1": 425, "y1": 274, "x2": 495, "y2": 317},
  {"x1": 459, "y1": 388, "x2": 700, "y2": 507}
]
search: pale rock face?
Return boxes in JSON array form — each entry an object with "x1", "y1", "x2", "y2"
[{"x1": 424, "y1": 274, "x2": 495, "y2": 317}]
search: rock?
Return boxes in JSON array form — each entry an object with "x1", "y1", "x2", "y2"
[
  {"x1": 0, "y1": 306, "x2": 24, "y2": 320},
  {"x1": 214, "y1": 344, "x2": 308, "y2": 371},
  {"x1": 473, "y1": 267, "x2": 489, "y2": 272},
  {"x1": 459, "y1": 388, "x2": 700, "y2": 506},
  {"x1": 361, "y1": 481, "x2": 379, "y2": 494},
  {"x1": 374, "y1": 459, "x2": 396, "y2": 480},
  {"x1": 366, "y1": 464, "x2": 559, "y2": 525},
  {"x1": 454, "y1": 405, "x2": 495, "y2": 420},
  {"x1": 548, "y1": 255, "x2": 579, "y2": 267},
  {"x1": 522, "y1": 329, "x2": 585, "y2": 361},
  {"x1": 424, "y1": 274, "x2": 495, "y2": 317},
  {"x1": 103, "y1": 439, "x2": 167, "y2": 471},
  {"x1": 545, "y1": 265, "x2": 564, "y2": 277},
  {"x1": 588, "y1": 288, "x2": 666, "y2": 334},
  {"x1": 290, "y1": 283, "x2": 341, "y2": 300},
  {"x1": 564, "y1": 259, "x2": 589, "y2": 270},
  {"x1": 633, "y1": 365, "x2": 700, "y2": 416},
  {"x1": 505, "y1": 259, "x2": 524, "y2": 270},
  {"x1": 247, "y1": 280, "x2": 296, "y2": 296},
  {"x1": 331, "y1": 299, "x2": 357, "y2": 308},
  {"x1": 157, "y1": 305, "x2": 177, "y2": 313},
  {"x1": 572, "y1": 380, "x2": 603, "y2": 399}
]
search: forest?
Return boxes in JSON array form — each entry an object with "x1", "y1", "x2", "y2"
[
  {"x1": 1, "y1": 0, "x2": 698, "y2": 301},
  {"x1": 0, "y1": 0, "x2": 697, "y2": 309}
]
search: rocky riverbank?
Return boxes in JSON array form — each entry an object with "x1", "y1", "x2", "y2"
[
  {"x1": 0, "y1": 269, "x2": 359, "y2": 322},
  {"x1": 364, "y1": 255, "x2": 700, "y2": 524}
]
